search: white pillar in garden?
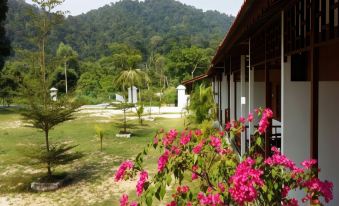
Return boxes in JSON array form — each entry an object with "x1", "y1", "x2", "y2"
[
  {"x1": 50, "y1": 87, "x2": 58, "y2": 101},
  {"x1": 177, "y1": 85, "x2": 187, "y2": 109},
  {"x1": 128, "y1": 86, "x2": 138, "y2": 103}
]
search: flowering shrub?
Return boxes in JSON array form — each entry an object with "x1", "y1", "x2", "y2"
[{"x1": 114, "y1": 108, "x2": 333, "y2": 206}]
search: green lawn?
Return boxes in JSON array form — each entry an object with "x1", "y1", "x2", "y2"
[{"x1": 0, "y1": 108, "x2": 184, "y2": 205}]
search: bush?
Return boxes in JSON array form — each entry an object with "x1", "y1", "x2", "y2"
[{"x1": 114, "y1": 108, "x2": 333, "y2": 206}]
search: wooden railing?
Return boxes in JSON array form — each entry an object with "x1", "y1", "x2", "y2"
[{"x1": 230, "y1": 125, "x2": 282, "y2": 155}]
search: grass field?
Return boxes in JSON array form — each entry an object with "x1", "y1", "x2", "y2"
[{"x1": 0, "y1": 108, "x2": 185, "y2": 205}]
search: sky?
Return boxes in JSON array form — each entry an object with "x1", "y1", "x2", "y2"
[{"x1": 25, "y1": 0, "x2": 243, "y2": 16}]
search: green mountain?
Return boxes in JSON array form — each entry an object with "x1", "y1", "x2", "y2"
[{"x1": 6, "y1": 0, "x2": 234, "y2": 60}]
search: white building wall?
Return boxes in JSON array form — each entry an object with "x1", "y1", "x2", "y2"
[
  {"x1": 283, "y1": 57, "x2": 311, "y2": 162},
  {"x1": 221, "y1": 73, "x2": 228, "y2": 125},
  {"x1": 236, "y1": 83, "x2": 249, "y2": 119},
  {"x1": 319, "y1": 82, "x2": 339, "y2": 206},
  {"x1": 282, "y1": 56, "x2": 310, "y2": 204}
]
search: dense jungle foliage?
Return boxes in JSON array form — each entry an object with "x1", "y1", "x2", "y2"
[{"x1": 1, "y1": 0, "x2": 234, "y2": 105}]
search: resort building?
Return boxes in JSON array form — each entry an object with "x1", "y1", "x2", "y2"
[{"x1": 184, "y1": 0, "x2": 339, "y2": 204}]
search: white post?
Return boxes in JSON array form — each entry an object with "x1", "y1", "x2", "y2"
[
  {"x1": 177, "y1": 85, "x2": 187, "y2": 109},
  {"x1": 230, "y1": 73, "x2": 235, "y2": 121},
  {"x1": 240, "y1": 55, "x2": 246, "y2": 156},
  {"x1": 248, "y1": 38, "x2": 254, "y2": 150},
  {"x1": 281, "y1": 10, "x2": 285, "y2": 154}
]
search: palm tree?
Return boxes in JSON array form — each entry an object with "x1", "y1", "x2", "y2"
[{"x1": 114, "y1": 68, "x2": 150, "y2": 132}]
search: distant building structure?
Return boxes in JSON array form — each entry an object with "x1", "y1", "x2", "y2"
[{"x1": 128, "y1": 86, "x2": 138, "y2": 103}]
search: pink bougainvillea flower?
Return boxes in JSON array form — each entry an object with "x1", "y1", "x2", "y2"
[
  {"x1": 136, "y1": 171, "x2": 148, "y2": 196},
  {"x1": 247, "y1": 112, "x2": 254, "y2": 122},
  {"x1": 197, "y1": 192, "x2": 223, "y2": 206},
  {"x1": 153, "y1": 136, "x2": 159, "y2": 145},
  {"x1": 163, "y1": 129, "x2": 178, "y2": 146},
  {"x1": 114, "y1": 160, "x2": 134, "y2": 182},
  {"x1": 282, "y1": 198, "x2": 299, "y2": 206},
  {"x1": 225, "y1": 122, "x2": 232, "y2": 131},
  {"x1": 301, "y1": 159, "x2": 317, "y2": 169},
  {"x1": 282, "y1": 186, "x2": 290, "y2": 198},
  {"x1": 177, "y1": 185, "x2": 190, "y2": 194},
  {"x1": 158, "y1": 150, "x2": 170, "y2": 172},
  {"x1": 209, "y1": 136, "x2": 222, "y2": 149},
  {"x1": 265, "y1": 147, "x2": 295, "y2": 170},
  {"x1": 219, "y1": 131, "x2": 225, "y2": 137},
  {"x1": 193, "y1": 141, "x2": 204, "y2": 154},
  {"x1": 180, "y1": 132, "x2": 191, "y2": 145},
  {"x1": 192, "y1": 165, "x2": 199, "y2": 180},
  {"x1": 166, "y1": 201, "x2": 177, "y2": 206},
  {"x1": 302, "y1": 178, "x2": 333, "y2": 203},
  {"x1": 120, "y1": 194, "x2": 129, "y2": 206},
  {"x1": 229, "y1": 157, "x2": 264, "y2": 205},
  {"x1": 239, "y1": 117, "x2": 246, "y2": 124},
  {"x1": 258, "y1": 108, "x2": 273, "y2": 134},
  {"x1": 186, "y1": 202, "x2": 193, "y2": 206},
  {"x1": 195, "y1": 129, "x2": 202, "y2": 136},
  {"x1": 171, "y1": 146, "x2": 181, "y2": 155},
  {"x1": 218, "y1": 182, "x2": 225, "y2": 192},
  {"x1": 130, "y1": 202, "x2": 138, "y2": 206}
]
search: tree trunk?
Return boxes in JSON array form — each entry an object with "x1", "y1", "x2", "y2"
[
  {"x1": 45, "y1": 129, "x2": 52, "y2": 177},
  {"x1": 123, "y1": 108, "x2": 127, "y2": 133},
  {"x1": 65, "y1": 61, "x2": 68, "y2": 94},
  {"x1": 100, "y1": 137, "x2": 103, "y2": 152}
]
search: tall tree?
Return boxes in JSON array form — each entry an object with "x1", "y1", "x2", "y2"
[
  {"x1": 56, "y1": 42, "x2": 78, "y2": 93},
  {"x1": 0, "y1": 0, "x2": 10, "y2": 71}
]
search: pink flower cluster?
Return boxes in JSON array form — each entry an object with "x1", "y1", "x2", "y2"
[
  {"x1": 258, "y1": 108, "x2": 273, "y2": 134},
  {"x1": 115, "y1": 160, "x2": 134, "y2": 182},
  {"x1": 158, "y1": 150, "x2": 170, "y2": 172},
  {"x1": 229, "y1": 157, "x2": 264, "y2": 205},
  {"x1": 191, "y1": 165, "x2": 199, "y2": 180},
  {"x1": 193, "y1": 141, "x2": 204, "y2": 154},
  {"x1": 119, "y1": 194, "x2": 138, "y2": 206},
  {"x1": 302, "y1": 178, "x2": 333, "y2": 203},
  {"x1": 194, "y1": 129, "x2": 202, "y2": 136},
  {"x1": 176, "y1": 185, "x2": 190, "y2": 194},
  {"x1": 282, "y1": 198, "x2": 298, "y2": 206},
  {"x1": 163, "y1": 129, "x2": 178, "y2": 146},
  {"x1": 136, "y1": 171, "x2": 148, "y2": 196},
  {"x1": 264, "y1": 147, "x2": 295, "y2": 170},
  {"x1": 180, "y1": 131, "x2": 191, "y2": 145},
  {"x1": 197, "y1": 192, "x2": 223, "y2": 206},
  {"x1": 209, "y1": 136, "x2": 221, "y2": 150},
  {"x1": 301, "y1": 159, "x2": 317, "y2": 169}
]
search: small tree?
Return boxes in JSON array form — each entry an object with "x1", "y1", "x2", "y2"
[
  {"x1": 188, "y1": 84, "x2": 216, "y2": 124},
  {"x1": 95, "y1": 125, "x2": 104, "y2": 151},
  {"x1": 21, "y1": 86, "x2": 81, "y2": 177},
  {"x1": 112, "y1": 101, "x2": 135, "y2": 134},
  {"x1": 135, "y1": 103, "x2": 144, "y2": 125}
]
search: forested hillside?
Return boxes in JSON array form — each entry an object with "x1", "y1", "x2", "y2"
[{"x1": 1, "y1": 0, "x2": 234, "y2": 105}]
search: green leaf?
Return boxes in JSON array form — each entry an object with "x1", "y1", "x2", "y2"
[
  {"x1": 166, "y1": 174, "x2": 172, "y2": 186},
  {"x1": 262, "y1": 184, "x2": 267, "y2": 192},
  {"x1": 256, "y1": 137, "x2": 262, "y2": 146},
  {"x1": 160, "y1": 184, "x2": 166, "y2": 200},
  {"x1": 146, "y1": 192, "x2": 153, "y2": 206},
  {"x1": 194, "y1": 154, "x2": 198, "y2": 164}
]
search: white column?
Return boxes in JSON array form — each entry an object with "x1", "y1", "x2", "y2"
[
  {"x1": 230, "y1": 74, "x2": 235, "y2": 121},
  {"x1": 281, "y1": 11, "x2": 285, "y2": 154},
  {"x1": 249, "y1": 68, "x2": 254, "y2": 149},
  {"x1": 240, "y1": 55, "x2": 246, "y2": 156}
]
